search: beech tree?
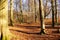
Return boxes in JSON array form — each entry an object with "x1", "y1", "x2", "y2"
[
  {"x1": 32, "y1": 0, "x2": 35, "y2": 23},
  {"x1": 34, "y1": 0, "x2": 37, "y2": 23},
  {"x1": 0, "y1": 0, "x2": 10, "y2": 40},
  {"x1": 51, "y1": 0, "x2": 55, "y2": 27},
  {"x1": 39, "y1": 0, "x2": 46, "y2": 34},
  {"x1": 55, "y1": 0, "x2": 58, "y2": 24},
  {"x1": 10, "y1": 0, "x2": 14, "y2": 26},
  {"x1": 20, "y1": 0, "x2": 23, "y2": 24}
]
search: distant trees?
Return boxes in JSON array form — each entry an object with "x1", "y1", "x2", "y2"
[
  {"x1": 39, "y1": 0, "x2": 46, "y2": 34},
  {"x1": 15, "y1": 0, "x2": 23, "y2": 24},
  {"x1": 15, "y1": 0, "x2": 21, "y2": 23},
  {"x1": 32, "y1": 0, "x2": 35, "y2": 23},
  {"x1": 28, "y1": 0, "x2": 34, "y2": 23},
  {"x1": 44, "y1": 0, "x2": 51, "y2": 18},
  {"x1": 34, "y1": 0, "x2": 37, "y2": 23},
  {"x1": 44, "y1": 0, "x2": 48, "y2": 18},
  {"x1": 20, "y1": 0, "x2": 23, "y2": 24},
  {"x1": 7, "y1": 0, "x2": 58, "y2": 25},
  {"x1": 0, "y1": 0, "x2": 10, "y2": 40}
]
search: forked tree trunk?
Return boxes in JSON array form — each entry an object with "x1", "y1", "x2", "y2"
[
  {"x1": 0, "y1": 0, "x2": 10, "y2": 40},
  {"x1": 39, "y1": 0, "x2": 46, "y2": 34}
]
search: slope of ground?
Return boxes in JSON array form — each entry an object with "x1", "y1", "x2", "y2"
[
  {"x1": 9, "y1": 23, "x2": 60, "y2": 40},
  {"x1": 10, "y1": 29, "x2": 60, "y2": 40}
]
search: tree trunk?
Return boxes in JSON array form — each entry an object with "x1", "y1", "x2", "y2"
[
  {"x1": 51, "y1": 0, "x2": 55, "y2": 27},
  {"x1": 55, "y1": 0, "x2": 58, "y2": 24},
  {"x1": 44, "y1": 0, "x2": 48, "y2": 18},
  {"x1": 20, "y1": 0, "x2": 23, "y2": 24},
  {"x1": 27, "y1": 0, "x2": 30, "y2": 23},
  {"x1": 32, "y1": 0, "x2": 35, "y2": 23},
  {"x1": 55, "y1": 0, "x2": 59, "y2": 33},
  {"x1": 10, "y1": 0, "x2": 13, "y2": 26},
  {"x1": 16, "y1": 0, "x2": 20, "y2": 23},
  {"x1": 39, "y1": 0, "x2": 46, "y2": 34},
  {"x1": 34, "y1": 0, "x2": 37, "y2": 23},
  {"x1": 0, "y1": 0, "x2": 10, "y2": 40}
]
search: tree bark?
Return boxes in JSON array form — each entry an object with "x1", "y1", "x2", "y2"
[
  {"x1": 32, "y1": 0, "x2": 35, "y2": 23},
  {"x1": 51, "y1": 0, "x2": 55, "y2": 27},
  {"x1": 55, "y1": 0, "x2": 58, "y2": 24},
  {"x1": 44, "y1": 0, "x2": 48, "y2": 18},
  {"x1": 39, "y1": 0, "x2": 46, "y2": 34},
  {"x1": 10, "y1": 0, "x2": 13, "y2": 26},
  {"x1": 0, "y1": 0, "x2": 10, "y2": 40},
  {"x1": 34, "y1": 0, "x2": 37, "y2": 23},
  {"x1": 20, "y1": 0, "x2": 23, "y2": 24}
]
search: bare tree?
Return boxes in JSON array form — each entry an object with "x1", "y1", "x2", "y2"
[
  {"x1": 39, "y1": 0, "x2": 46, "y2": 34},
  {"x1": 54, "y1": 0, "x2": 59, "y2": 33},
  {"x1": 44, "y1": 0, "x2": 48, "y2": 18},
  {"x1": 55, "y1": 0, "x2": 58, "y2": 24},
  {"x1": 34, "y1": 0, "x2": 37, "y2": 23},
  {"x1": 32, "y1": 0, "x2": 35, "y2": 23},
  {"x1": 51, "y1": 0, "x2": 55, "y2": 27},
  {"x1": 10, "y1": 0, "x2": 14, "y2": 26},
  {"x1": 0, "y1": 0, "x2": 11, "y2": 40},
  {"x1": 15, "y1": 0, "x2": 20, "y2": 23},
  {"x1": 20, "y1": 0, "x2": 23, "y2": 24}
]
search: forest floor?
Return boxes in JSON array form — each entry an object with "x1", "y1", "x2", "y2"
[
  {"x1": 9, "y1": 18, "x2": 60, "y2": 40},
  {"x1": 9, "y1": 23, "x2": 60, "y2": 40}
]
